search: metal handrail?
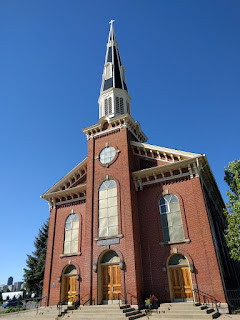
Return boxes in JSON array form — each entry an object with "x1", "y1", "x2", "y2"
[
  {"x1": 193, "y1": 288, "x2": 221, "y2": 312},
  {"x1": 83, "y1": 297, "x2": 95, "y2": 306},
  {"x1": 57, "y1": 293, "x2": 68, "y2": 316},
  {"x1": 79, "y1": 293, "x2": 90, "y2": 305},
  {"x1": 118, "y1": 292, "x2": 127, "y2": 305},
  {"x1": 20, "y1": 295, "x2": 47, "y2": 314},
  {"x1": 126, "y1": 292, "x2": 140, "y2": 306},
  {"x1": 57, "y1": 293, "x2": 80, "y2": 316},
  {"x1": 78, "y1": 293, "x2": 96, "y2": 307}
]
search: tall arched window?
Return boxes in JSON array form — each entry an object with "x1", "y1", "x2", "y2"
[
  {"x1": 99, "y1": 180, "x2": 118, "y2": 237},
  {"x1": 64, "y1": 214, "x2": 79, "y2": 254},
  {"x1": 159, "y1": 194, "x2": 185, "y2": 242}
]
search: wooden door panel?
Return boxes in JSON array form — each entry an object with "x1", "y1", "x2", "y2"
[
  {"x1": 102, "y1": 264, "x2": 121, "y2": 301},
  {"x1": 102, "y1": 266, "x2": 111, "y2": 300},
  {"x1": 170, "y1": 268, "x2": 183, "y2": 299},
  {"x1": 112, "y1": 265, "x2": 121, "y2": 300},
  {"x1": 181, "y1": 267, "x2": 193, "y2": 298},
  {"x1": 68, "y1": 276, "x2": 76, "y2": 302}
]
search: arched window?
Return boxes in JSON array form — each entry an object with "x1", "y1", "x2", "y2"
[
  {"x1": 99, "y1": 180, "x2": 118, "y2": 237},
  {"x1": 159, "y1": 194, "x2": 185, "y2": 242},
  {"x1": 64, "y1": 214, "x2": 79, "y2": 254}
]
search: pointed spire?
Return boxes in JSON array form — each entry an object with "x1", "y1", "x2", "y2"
[
  {"x1": 100, "y1": 20, "x2": 128, "y2": 93},
  {"x1": 98, "y1": 21, "x2": 131, "y2": 119}
]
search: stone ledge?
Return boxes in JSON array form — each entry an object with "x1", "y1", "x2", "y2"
[
  {"x1": 159, "y1": 238, "x2": 191, "y2": 246},
  {"x1": 60, "y1": 252, "x2": 82, "y2": 258},
  {"x1": 94, "y1": 234, "x2": 123, "y2": 241}
]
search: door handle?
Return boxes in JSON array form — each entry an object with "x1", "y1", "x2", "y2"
[
  {"x1": 112, "y1": 287, "x2": 114, "y2": 293},
  {"x1": 181, "y1": 285, "x2": 184, "y2": 291}
]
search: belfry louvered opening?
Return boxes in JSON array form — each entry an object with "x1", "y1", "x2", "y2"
[{"x1": 104, "y1": 97, "x2": 113, "y2": 116}]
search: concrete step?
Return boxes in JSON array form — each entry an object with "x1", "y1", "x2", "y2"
[
  {"x1": 153, "y1": 312, "x2": 218, "y2": 319},
  {"x1": 159, "y1": 302, "x2": 197, "y2": 309},
  {"x1": 125, "y1": 309, "x2": 142, "y2": 316},
  {"x1": 0, "y1": 317, "x2": 57, "y2": 320},
  {"x1": 128, "y1": 312, "x2": 146, "y2": 320},
  {"x1": 123, "y1": 307, "x2": 136, "y2": 313},
  {"x1": 62, "y1": 315, "x2": 126, "y2": 319},
  {"x1": 80, "y1": 304, "x2": 122, "y2": 308},
  {"x1": 67, "y1": 311, "x2": 124, "y2": 315},
  {"x1": 120, "y1": 304, "x2": 131, "y2": 309},
  {"x1": 64, "y1": 305, "x2": 147, "y2": 320},
  {"x1": 156, "y1": 302, "x2": 221, "y2": 319},
  {"x1": 159, "y1": 310, "x2": 215, "y2": 315}
]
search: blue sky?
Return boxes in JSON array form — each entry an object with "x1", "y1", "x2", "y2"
[{"x1": 0, "y1": 0, "x2": 239, "y2": 285}]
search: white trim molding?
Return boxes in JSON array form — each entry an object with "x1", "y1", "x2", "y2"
[{"x1": 132, "y1": 157, "x2": 203, "y2": 191}]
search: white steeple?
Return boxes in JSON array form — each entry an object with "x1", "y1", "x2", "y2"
[{"x1": 98, "y1": 21, "x2": 131, "y2": 119}]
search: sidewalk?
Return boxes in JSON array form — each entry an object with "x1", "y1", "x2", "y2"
[{"x1": 220, "y1": 315, "x2": 240, "y2": 319}]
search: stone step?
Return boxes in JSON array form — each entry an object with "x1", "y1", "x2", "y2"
[
  {"x1": 0, "y1": 313, "x2": 57, "y2": 319},
  {"x1": 120, "y1": 304, "x2": 131, "y2": 309},
  {"x1": 62, "y1": 315, "x2": 126, "y2": 319},
  {"x1": 122, "y1": 307, "x2": 136, "y2": 313},
  {"x1": 79, "y1": 305, "x2": 122, "y2": 309},
  {"x1": 159, "y1": 309, "x2": 211, "y2": 314},
  {"x1": 125, "y1": 309, "x2": 142, "y2": 317},
  {"x1": 0, "y1": 317, "x2": 57, "y2": 320},
  {"x1": 159, "y1": 303, "x2": 197, "y2": 308},
  {"x1": 128, "y1": 312, "x2": 146, "y2": 320},
  {"x1": 67, "y1": 310, "x2": 124, "y2": 315},
  {"x1": 153, "y1": 312, "x2": 218, "y2": 319}
]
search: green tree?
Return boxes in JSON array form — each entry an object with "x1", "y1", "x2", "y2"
[
  {"x1": 224, "y1": 159, "x2": 240, "y2": 261},
  {"x1": 23, "y1": 219, "x2": 49, "y2": 295}
]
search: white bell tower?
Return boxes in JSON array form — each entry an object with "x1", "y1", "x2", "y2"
[{"x1": 98, "y1": 20, "x2": 132, "y2": 120}]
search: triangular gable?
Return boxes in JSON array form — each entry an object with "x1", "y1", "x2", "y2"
[{"x1": 41, "y1": 157, "x2": 87, "y2": 197}]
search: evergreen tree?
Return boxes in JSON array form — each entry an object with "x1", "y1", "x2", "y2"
[
  {"x1": 23, "y1": 219, "x2": 49, "y2": 295},
  {"x1": 224, "y1": 159, "x2": 240, "y2": 261}
]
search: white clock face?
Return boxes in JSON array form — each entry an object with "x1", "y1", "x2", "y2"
[{"x1": 99, "y1": 146, "x2": 116, "y2": 164}]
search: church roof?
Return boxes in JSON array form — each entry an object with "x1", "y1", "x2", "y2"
[
  {"x1": 100, "y1": 20, "x2": 128, "y2": 93},
  {"x1": 41, "y1": 158, "x2": 87, "y2": 205},
  {"x1": 131, "y1": 141, "x2": 202, "y2": 161}
]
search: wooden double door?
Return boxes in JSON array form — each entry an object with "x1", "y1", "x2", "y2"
[
  {"x1": 102, "y1": 264, "x2": 121, "y2": 301},
  {"x1": 169, "y1": 267, "x2": 193, "y2": 301},
  {"x1": 64, "y1": 275, "x2": 77, "y2": 302}
]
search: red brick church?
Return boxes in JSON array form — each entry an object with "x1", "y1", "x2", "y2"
[{"x1": 41, "y1": 22, "x2": 239, "y2": 312}]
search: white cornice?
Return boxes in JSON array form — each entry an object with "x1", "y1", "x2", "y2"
[
  {"x1": 131, "y1": 141, "x2": 202, "y2": 159},
  {"x1": 41, "y1": 184, "x2": 87, "y2": 200},
  {"x1": 132, "y1": 156, "x2": 203, "y2": 190},
  {"x1": 41, "y1": 157, "x2": 87, "y2": 197},
  {"x1": 82, "y1": 113, "x2": 148, "y2": 143}
]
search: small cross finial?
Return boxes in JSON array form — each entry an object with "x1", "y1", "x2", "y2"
[{"x1": 109, "y1": 19, "x2": 115, "y2": 26}]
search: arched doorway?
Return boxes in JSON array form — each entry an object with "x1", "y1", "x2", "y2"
[
  {"x1": 61, "y1": 265, "x2": 77, "y2": 304},
  {"x1": 99, "y1": 250, "x2": 121, "y2": 304},
  {"x1": 167, "y1": 254, "x2": 193, "y2": 302}
]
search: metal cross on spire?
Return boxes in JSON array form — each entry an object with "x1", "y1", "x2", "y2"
[{"x1": 109, "y1": 19, "x2": 115, "y2": 26}]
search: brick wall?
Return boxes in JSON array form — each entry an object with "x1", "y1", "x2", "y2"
[
  {"x1": 42, "y1": 124, "x2": 227, "y2": 306},
  {"x1": 136, "y1": 176, "x2": 226, "y2": 303}
]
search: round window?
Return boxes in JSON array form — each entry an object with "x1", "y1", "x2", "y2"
[{"x1": 99, "y1": 146, "x2": 116, "y2": 164}]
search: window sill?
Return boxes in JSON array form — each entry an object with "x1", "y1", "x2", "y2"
[
  {"x1": 60, "y1": 252, "x2": 82, "y2": 258},
  {"x1": 94, "y1": 234, "x2": 123, "y2": 241},
  {"x1": 159, "y1": 239, "x2": 190, "y2": 246}
]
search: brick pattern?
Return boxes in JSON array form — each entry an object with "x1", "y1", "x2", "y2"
[{"x1": 42, "y1": 125, "x2": 227, "y2": 306}]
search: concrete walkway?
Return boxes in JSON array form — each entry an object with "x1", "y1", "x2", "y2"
[{"x1": 220, "y1": 315, "x2": 240, "y2": 319}]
